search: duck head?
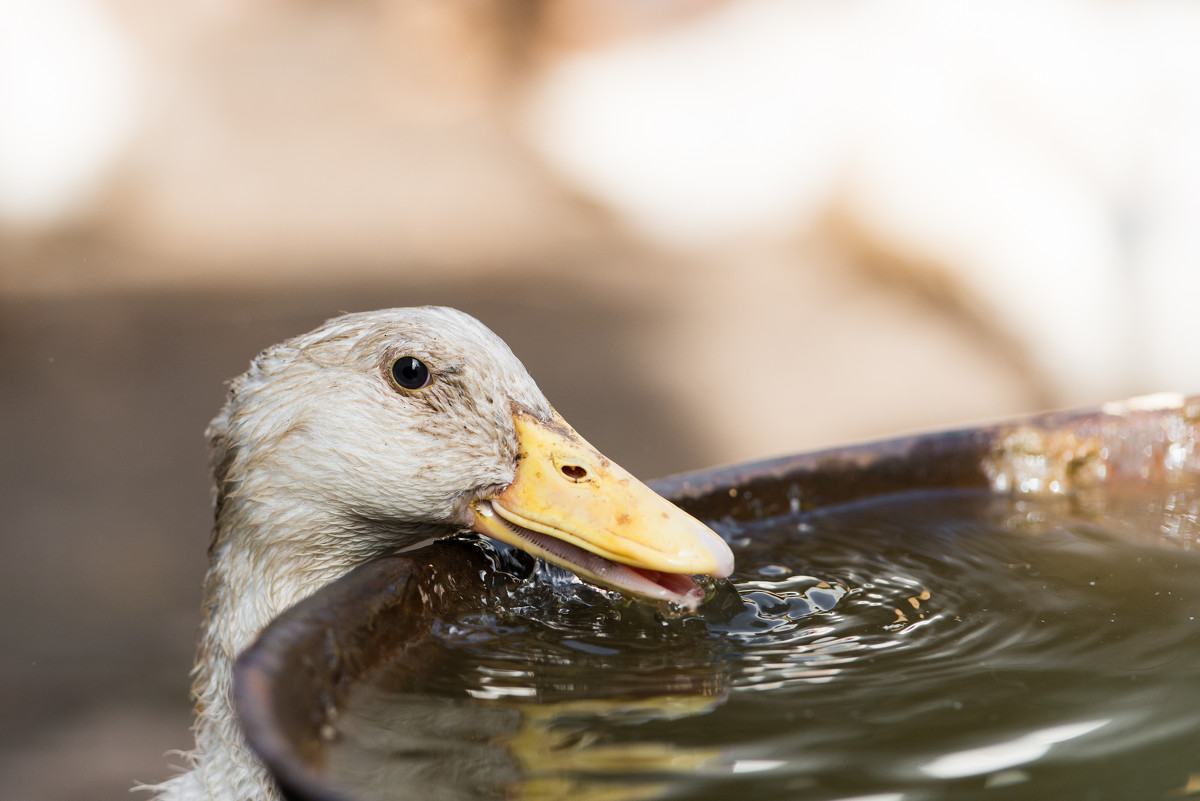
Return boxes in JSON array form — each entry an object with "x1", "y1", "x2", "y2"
[{"x1": 208, "y1": 306, "x2": 733, "y2": 610}]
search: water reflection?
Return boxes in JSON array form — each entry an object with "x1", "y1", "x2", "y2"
[
  {"x1": 329, "y1": 692, "x2": 520, "y2": 801},
  {"x1": 920, "y1": 719, "x2": 1110, "y2": 779},
  {"x1": 329, "y1": 687, "x2": 727, "y2": 801},
  {"x1": 512, "y1": 695, "x2": 723, "y2": 801},
  {"x1": 329, "y1": 488, "x2": 1200, "y2": 801}
]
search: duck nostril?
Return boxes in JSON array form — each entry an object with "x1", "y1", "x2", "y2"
[{"x1": 561, "y1": 464, "x2": 588, "y2": 481}]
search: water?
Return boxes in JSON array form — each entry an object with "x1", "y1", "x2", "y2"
[{"x1": 326, "y1": 489, "x2": 1200, "y2": 801}]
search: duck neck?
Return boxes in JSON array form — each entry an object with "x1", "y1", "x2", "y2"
[{"x1": 186, "y1": 492, "x2": 401, "y2": 800}]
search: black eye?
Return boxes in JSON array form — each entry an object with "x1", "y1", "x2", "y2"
[{"x1": 390, "y1": 356, "x2": 431, "y2": 390}]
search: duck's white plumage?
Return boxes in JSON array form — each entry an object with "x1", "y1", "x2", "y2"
[{"x1": 146, "y1": 306, "x2": 732, "y2": 801}]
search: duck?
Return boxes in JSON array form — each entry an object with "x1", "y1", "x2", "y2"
[{"x1": 145, "y1": 306, "x2": 735, "y2": 801}]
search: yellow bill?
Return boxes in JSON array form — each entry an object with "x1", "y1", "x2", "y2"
[{"x1": 469, "y1": 409, "x2": 734, "y2": 610}]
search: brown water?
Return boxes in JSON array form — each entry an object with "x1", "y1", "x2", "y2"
[{"x1": 327, "y1": 489, "x2": 1200, "y2": 801}]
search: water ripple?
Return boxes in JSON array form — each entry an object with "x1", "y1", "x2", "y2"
[{"x1": 331, "y1": 488, "x2": 1200, "y2": 801}]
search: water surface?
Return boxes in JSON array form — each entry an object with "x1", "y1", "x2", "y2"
[{"x1": 328, "y1": 489, "x2": 1200, "y2": 801}]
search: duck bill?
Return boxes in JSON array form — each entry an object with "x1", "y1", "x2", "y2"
[{"x1": 469, "y1": 409, "x2": 734, "y2": 610}]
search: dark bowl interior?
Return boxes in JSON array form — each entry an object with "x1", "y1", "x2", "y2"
[{"x1": 233, "y1": 396, "x2": 1200, "y2": 801}]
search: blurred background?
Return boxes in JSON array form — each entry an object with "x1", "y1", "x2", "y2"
[{"x1": 4, "y1": 0, "x2": 1200, "y2": 798}]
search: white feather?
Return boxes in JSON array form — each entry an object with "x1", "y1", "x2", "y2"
[{"x1": 146, "y1": 307, "x2": 555, "y2": 801}]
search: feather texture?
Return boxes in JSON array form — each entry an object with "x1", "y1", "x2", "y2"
[{"x1": 147, "y1": 307, "x2": 555, "y2": 801}]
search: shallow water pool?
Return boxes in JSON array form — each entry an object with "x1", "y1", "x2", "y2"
[{"x1": 326, "y1": 488, "x2": 1200, "y2": 801}]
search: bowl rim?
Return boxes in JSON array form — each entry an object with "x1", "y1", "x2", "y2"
[{"x1": 234, "y1": 394, "x2": 1200, "y2": 800}]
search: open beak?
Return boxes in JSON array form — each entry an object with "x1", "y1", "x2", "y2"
[{"x1": 469, "y1": 409, "x2": 734, "y2": 611}]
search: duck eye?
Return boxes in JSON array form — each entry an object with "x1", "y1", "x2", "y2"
[{"x1": 390, "y1": 356, "x2": 431, "y2": 390}]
